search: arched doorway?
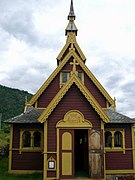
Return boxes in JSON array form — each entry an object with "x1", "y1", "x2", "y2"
[{"x1": 56, "y1": 110, "x2": 93, "y2": 179}]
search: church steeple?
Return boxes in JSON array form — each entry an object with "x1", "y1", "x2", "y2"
[
  {"x1": 65, "y1": 0, "x2": 78, "y2": 36},
  {"x1": 68, "y1": 0, "x2": 76, "y2": 20}
]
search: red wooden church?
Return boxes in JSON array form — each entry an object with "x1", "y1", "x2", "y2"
[{"x1": 6, "y1": 1, "x2": 135, "y2": 179}]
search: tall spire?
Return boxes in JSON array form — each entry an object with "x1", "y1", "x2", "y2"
[
  {"x1": 68, "y1": 0, "x2": 76, "y2": 20},
  {"x1": 65, "y1": 0, "x2": 78, "y2": 36}
]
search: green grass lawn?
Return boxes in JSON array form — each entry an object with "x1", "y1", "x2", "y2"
[{"x1": 0, "y1": 158, "x2": 43, "y2": 180}]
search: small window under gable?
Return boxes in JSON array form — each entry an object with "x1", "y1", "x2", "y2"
[
  {"x1": 62, "y1": 72, "x2": 70, "y2": 84},
  {"x1": 60, "y1": 71, "x2": 84, "y2": 87},
  {"x1": 78, "y1": 72, "x2": 82, "y2": 81}
]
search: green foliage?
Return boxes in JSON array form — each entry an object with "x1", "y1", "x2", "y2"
[
  {"x1": 0, "y1": 158, "x2": 42, "y2": 180},
  {"x1": 0, "y1": 84, "x2": 32, "y2": 127},
  {"x1": 0, "y1": 130, "x2": 9, "y2": 147}
]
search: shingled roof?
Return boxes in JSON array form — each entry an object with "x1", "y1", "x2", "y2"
[
  {"x1": 104, "y1": 108, "x2": 135, "y2": 124},
  {"x1": 5, "y1": 109, "x2": 43, "y2": 124},
  {"x1": 5, "y1": 107, "x2": 135, "y2": 124}
]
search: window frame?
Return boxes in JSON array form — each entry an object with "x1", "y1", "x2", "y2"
[
  {"x1": 104, "y1": 129, "x2": 125, "y2": 153},
  {"x1": 60, "y1": 71, "x2": 84, "y2": 87},
  {"x1": 78, "y1": 71, "x2": 84, "y2": 84},
  {"x1": 20, "y1": 129, "x2": 43, "y2": 153},
  {"x1": 60, "y1": 71, "x2": 70, "y2": 87}
]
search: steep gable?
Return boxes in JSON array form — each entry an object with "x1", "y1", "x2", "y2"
[
  {"x1": 38, "y1": 73, "x2": 109, "y2": 123},
  {"x1": 27, "y1": 49, "x2": 114, "y2": 109},
  {"x1": 57, "y1": 33, "x2": 86, "y2": 64}
]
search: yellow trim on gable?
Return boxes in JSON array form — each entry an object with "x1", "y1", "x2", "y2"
[
  {"x1": 57, "y1": 32, "x2": 86, "y2": 62},
  {"x1": 38, "y1": 73, "x2": 109, "y2": 123},
  {"x1": 73, "y1": 52, "x2": 114, "y2": 107},
  {"x1": 28, "y1": 50, "x2": 74, "y2": 105},
  {"x1": 28, "y1": 49, "x2": 114, "y2": 108},
  {"x1": 57, "y1": 41, "x2": 71, "y2": 61}
]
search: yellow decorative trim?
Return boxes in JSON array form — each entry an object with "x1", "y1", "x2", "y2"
[
  {"x1": 19, "y1": 129, "x2": 43, "y2": 154},
  {"x1": 28, "y1": 50, "x2": 74, "y2": 106},
  {"x1": 60, "y1": 71, "x2": 84, "y2": 88},
  {"x1": 43, "y1": 151, "x2": 57, "y2": 154},
  {"x1": 74, "y1": 52, "x2": 114, "y2": 107},
  {"x1": 105, "y1": 129, "x2": 125, "y2": 153},
  {"x1": 56, "y1": 110, "x2": 93, "y2": 128},
  {"x1": 44, "y1": 121, "x2": 47, "y2": 180},
  {"x1": 74, "y1": 42, "x2": 86, "y2": 61},
  {"x1": 35, "y1": 101, "x2": 38, "y2": 108},
  {"x1": 56, "y1": 128, "x2": 59, "y2": 179},
  {"x1": 38, "y1": 73, "x2": 109, "y2": 123},
  {"x1": 8, "y1": 170, "x2": 43, "y2": 174},
  {"x1": 9, "y1": 124, "x2": 13, "y2": 172},
  {"x1": 28, "y1": 49, "x2": 113, "y2": 108},
  {"x1": 60, "y1": 71, "x2": 70, "y2": 88},
  {"x1": 57, "y1": 41, "x2": 71, "y2": 61},
  {"x1": 47, "y1": 156, "x2": 56, "y2": 171},
  {"x1": 106, "y1": 170, "x2": 135, "y2": 174},
  {"x1": 57, "y1": 32, "x2": 86, "y2": 61}
]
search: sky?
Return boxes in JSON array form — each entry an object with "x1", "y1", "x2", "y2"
[{"x1": 0, "y1": 0, "x2": 135, "y2": 118}]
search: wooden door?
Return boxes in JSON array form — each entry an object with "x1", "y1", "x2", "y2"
[
  {"x1": 59, "y1": 129, "x2": 74, "y2": 179},
  {"x1": 88, "y1": 129, "x2": 104, "y2": 179}
]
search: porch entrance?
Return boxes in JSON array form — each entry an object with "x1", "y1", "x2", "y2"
[
  {"x1": 57, "y1": 110, "x2": 104, "y2": 179},
  {"x1": 75, "y1": 129, "x2": 88, "y2": 177}
]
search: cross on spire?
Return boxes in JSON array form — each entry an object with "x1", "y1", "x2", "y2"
[{"x1": 70, "y1": 59, "x2": 79, "y2": 72}]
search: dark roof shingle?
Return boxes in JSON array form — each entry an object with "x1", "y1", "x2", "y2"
[
  {"x1": 5, "y1": 109, "x2": 43, "y2": 123},
  {"x1": 5, "y1": 108, "x2": 135, "y2": 124},
  {"x1": 104, "y1": 108, "x2": 135, "y2": 124}
]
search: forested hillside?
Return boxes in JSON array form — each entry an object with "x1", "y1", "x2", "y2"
[{"x1": 0, "y1": 84, "x2": 32, "y2": 122}]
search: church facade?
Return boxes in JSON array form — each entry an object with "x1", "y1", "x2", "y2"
[{"x1": 6, "y1": 1, "x2": 135, "y2": 180}]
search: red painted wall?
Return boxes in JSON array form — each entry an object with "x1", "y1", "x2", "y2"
[
  {"x1": 12, "y1": 151, "x2": 43, "y2": 170},
  {"x1": 37, "y1": 60, "x2": 107, "y2": 109},
  {"x1": 47, "y1": 84, "x2": 101, "y2": 152},
  {"x1": 37, "y1": 74, "x2": 60, "y2": 108},
  {"x1": 105, "y1": 124, "x2": 133, "y2": 170},
  {"x1": 12, "y1": 124, "x2": 43, "y2": 170},
  {"x1": 84, "y1": 74, "x2": 107, "y2": 108},
  {"x1": 106, "y1": 151, "x2": 133, "y2": 170}
]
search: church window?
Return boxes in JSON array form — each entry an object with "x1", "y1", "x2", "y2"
[
  {"x1": 78, "y1": 72, "x2": 84, "y2": 83},
  {"x1": 105, "y1": 131, "x2": 112, "y2": 147},
  {"x1": 78, "y1": 72, "x2": 82, "y2": 81},
  {"x1": 20, "y1": 130, "x2": 43, "y2": 152},
  {"x1": 34, "y1": 131, "x2": 41, "y2": 147},
  {"x1": 60, "y1": 72, "x2": 70, "y2": 87},
  {"x1": 105, "y1": 130, "x2": 125, "y2": 151},
  {"x1": 60, "y1": 71, "x2": 84, "y2": 87},
  {"x1": 114, "y1": 131, "x2": 122, "y2": 147},
  {"x1": 62, "y1": 72, "x2": 70, "y2": 84},
  {"x1": 22, "y1": 131, "x2": 31, "y2": 147}
]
